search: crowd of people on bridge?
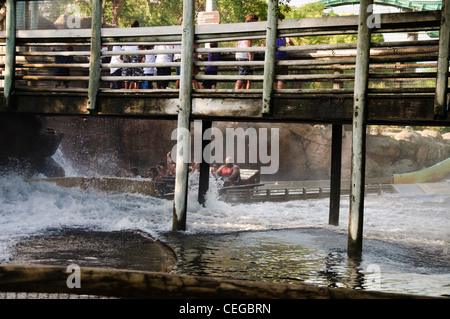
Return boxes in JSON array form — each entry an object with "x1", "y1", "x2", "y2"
[{"x1": 104, "y1": 15, "x2": 293, "y2": 91}]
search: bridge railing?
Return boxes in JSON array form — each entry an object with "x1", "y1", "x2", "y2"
[{"x1": 0, "y1": 8, "x2": 446, "y2": 103}]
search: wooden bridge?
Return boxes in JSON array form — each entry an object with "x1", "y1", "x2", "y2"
[
  {"x1": 0, "y1": 2, "x2": 448, "y2": 125},
  {"x1": 0, "y1": 0, "x2": 449, "y2": 256}
]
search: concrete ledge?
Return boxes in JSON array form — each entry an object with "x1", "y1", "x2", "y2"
[{"x1": 26, "y1": 176, "x2": 156, "y2": 196}]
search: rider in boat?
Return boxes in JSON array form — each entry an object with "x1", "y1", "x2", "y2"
[{"x1": 215, "y1": 156, "x2": 241, "y2": 187}]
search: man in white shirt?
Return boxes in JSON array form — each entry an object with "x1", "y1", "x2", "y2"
[
  {"x1": 173, "y1": 43, "x2": 181, "y2": 89},
  {"x1": 142, "y1": 48, "x2": 156, "y2": 89},
  {"x1": 121, "y1": 20, "x2": 144, "y2": 89},
  {"x1": 155, "y1": 44, "x2": 173, "y2": 89},
  {"x1": 110, "y1": 45, "x2": 123, "y2": 89}
]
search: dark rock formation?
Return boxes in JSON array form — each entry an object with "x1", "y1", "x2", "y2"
[
  {"x1": 0, "y1": 114, "x2": 65, "y2": 178},
  {"x1": 42, "y1": 116, "x2": 450, "y2": 181}
]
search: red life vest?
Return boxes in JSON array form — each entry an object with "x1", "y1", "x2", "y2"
[{"x1": 221, "y1": 165, "x2": 233, "y2": 176}]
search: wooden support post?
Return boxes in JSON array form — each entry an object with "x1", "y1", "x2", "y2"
[
  {"x1": 262, "y1": 0, "x2": 278, "y2": 115},
  {"x1": 4, "y1": 0, "x2": 16, "y2": 109},
  {"x1": 284, "y1": 188, "x2": 289, "y2": 201},
  {"x1": 434, "y1": 0, "x2": 449, "y2": 119},
  {"x1": 173, "y1": 0, "x2": 195, "y2": 231},
  {"x1": 246, "y1": 189, "x2": 251, "y2": 202},
  {"x1": 87, "y1": 0, "x2": 102, "y2": 111},
  {"x1": 329, "y1": 124, "x2": 343, "y2": 226},
  {"x1": 198, "y1": 120, "x2": 212, "y2": 206},
  {"x1": 348, "y1": 0, "x2": 372, "y2": 257}
]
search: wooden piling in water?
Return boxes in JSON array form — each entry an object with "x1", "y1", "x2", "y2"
[
  {"x1": 329, "y1": 124, "x2": 343, "y2": 226},
  {"x1": 198, "y1": 120, "x2": 212, "y2": 206},
  {"x1": 348, "y1": 0, "x2": 372, "y2": 257},
  {"x1": 262, "y1": 0, "x2": 278, "y2": 115},
  {"x1": 4, "y1": 0, "x2": 16, "y2": 109},
  {"x1": 87, "y1": 0, "x2": 102, "y2": 111},
  {"x1": 173, "y1": 0, "x2": 195, "y2": 231},
  {"x1": 434, "y1": 0, "x2": 449, "y2": 119}
]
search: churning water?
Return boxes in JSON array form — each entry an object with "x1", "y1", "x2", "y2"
[{"x1": 0, "y1": 151, "x2": 449, "y2": 297}]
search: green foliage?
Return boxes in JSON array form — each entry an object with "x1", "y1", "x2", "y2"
[
  {"x1": 118, "y1": 0, "x2": 183, "y2": 27},
  {"x1": 285, "y1": 2, "x2": 383, "y2": 46},
  {"x1": 101, "y1": 0, "x2": 270, "y2": 27},
  {"x1": 217, "y1": 0, "x2": 267, "y2": 24}
]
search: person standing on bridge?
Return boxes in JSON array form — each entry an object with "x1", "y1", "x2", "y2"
[
  {"x1": 109, "y1": 44, "x2": 123, "y2": 89},
  {"x1": 52, "y1": 45, "x2": 74, "y2": 89},
  {"x1": 122, "y1": 20, "x2": 144, "y2": 90},
  {"x1": 174, "y1": 37, "x2": 182, "y2": 89},
  {"x1": 155, "y1": 43, "x2": 173, "y2": 89},
  {"x1": 202, "y1": 42, "x2": 220, "y2": 89},
  {"x1": 174, "y1": 19, "x2": 200, "y2": 90},
  {"x1": 275, "y1": 14, "x2": 294, "y2": 90},
  {"x1": 142, "y1": 46, "x2": 156, "y2": 89},
  {"x1": 235, "y1": 14, "x2": 259, "y2": 90}
]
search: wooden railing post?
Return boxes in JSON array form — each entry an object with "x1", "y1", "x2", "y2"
[
  {"x1": 434, "y1": 0, "x2": 449, "y2": 120},
  {"x1": 173, "y1": 0, "x2": 195, "y2": 231},
  {"x1": 262, "y1": 0, "x2": 278, "y2": 115},
  {"x1": 198, "y1": 120, "x2": 212, "y2": 206},
  {"x1": 87, "y1": 0, "x2": 102, "y2": 111},
  {"x1": 329, "y1": 124, "x2": 342, "y2": 226},
  {"x1": 4, "y1": 0, "x2": 16, "y2": 109},
  {"x1": 348, "y1": 0, "x2": 373, "y2": 257}
]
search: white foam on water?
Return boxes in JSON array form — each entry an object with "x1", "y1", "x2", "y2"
[
  {"x1": 0, "y1": 148, "x2": 449, "y2": 272},
  {"x1": 1, "y1": 171, "x2": 449, "y2": 262}
]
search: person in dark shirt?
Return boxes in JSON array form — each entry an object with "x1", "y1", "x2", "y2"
[
  {"x1": 275, "y1": 14, "x2": 294, "y2": 89},
  {"x1": 53, "y1": 46, "x2": 74, "y2": 88},
  {"x1": 202, "y1": 42, "x2": 220, "y2": 89}
]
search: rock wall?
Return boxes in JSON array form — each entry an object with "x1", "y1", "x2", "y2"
[
  {"x1": 0, "y1": 114, "x2": 65, "y2": 178},
  {"x1": 42, "y1": 116, "x2": 450, "y2": 181}
]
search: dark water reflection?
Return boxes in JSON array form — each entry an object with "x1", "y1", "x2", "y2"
[{"x1": 162, "y1": 228, "x2": 449, "y2": 296}]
